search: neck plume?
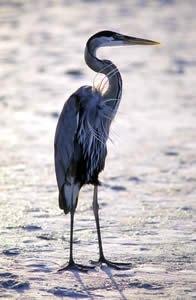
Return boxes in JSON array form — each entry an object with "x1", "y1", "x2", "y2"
[{"x1": 84, "y1": 39, "x2": 122, "y2": 113}]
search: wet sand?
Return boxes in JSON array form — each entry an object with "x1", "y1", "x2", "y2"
[{"x1": 0, "y1": 0, "x2": 196, "y2": 299}]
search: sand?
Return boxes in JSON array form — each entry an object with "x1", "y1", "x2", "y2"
[{"x1": 0, "y1": 0, "x2": 196, "y2": 299}]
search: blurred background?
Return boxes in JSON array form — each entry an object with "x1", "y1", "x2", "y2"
[{"x1": 0, "y1": 0, "x2": 195, "y2": 298}]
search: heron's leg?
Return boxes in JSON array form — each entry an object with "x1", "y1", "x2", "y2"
[
  {"x1": 68, "y1": 200, "x2": 75, "y2": 265},
  {"x1": 92, "y1": 185, "x2": 104, "y2": 259},
  {"x1": 58, "y1": 178, "x2": 95, "y2": 273},
  {"x1": 92, "y1": 185, "x2": 132, "y2": 270}
]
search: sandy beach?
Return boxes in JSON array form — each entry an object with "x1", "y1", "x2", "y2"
[{"x1": 0, "y1": 0, "x2": 196, "y2": 299}]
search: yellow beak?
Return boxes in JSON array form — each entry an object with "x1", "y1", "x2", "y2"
[{"x1": 125, "y1": 36, "x2": 160, "y2": 46}]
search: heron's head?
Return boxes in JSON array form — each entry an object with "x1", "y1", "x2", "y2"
[{"x1": 88, "y1": 30, "x2": 160, "y2": 49}]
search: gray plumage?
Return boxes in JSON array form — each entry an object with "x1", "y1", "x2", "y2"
[{"x1": 54, "y1": 31, "x2": 159, "y2": 271}]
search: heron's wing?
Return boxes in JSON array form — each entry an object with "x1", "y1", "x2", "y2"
[{"x1": 54, "y1": 93, "x2": 79, "y2": 192}]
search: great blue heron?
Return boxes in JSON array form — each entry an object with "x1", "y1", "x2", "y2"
[{"x1": 54, "y1": 31, "x2": 159, "y2": 272}]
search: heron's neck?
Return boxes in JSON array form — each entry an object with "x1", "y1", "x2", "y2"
[{"x1": 85, "y1": 44, "x2": 122, "y2": 111}]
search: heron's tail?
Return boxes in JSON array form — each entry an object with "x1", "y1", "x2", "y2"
[
  {"x1": 59, "y1": 190, "x2": 70, "y2": 214},
  {"x1": 59, "y1": 181, "x2": 80, "y2": 215}
]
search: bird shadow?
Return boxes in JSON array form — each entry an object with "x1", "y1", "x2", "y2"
[
  {"x1": 72, "y1": 266, "x2": 132, "y2": 300},
  {"x1": 72, "y1": 271, "x2": 102, "y2": 299},
  {"x1": 101, "y1": 267, "x2": 129, "y2": 300}
]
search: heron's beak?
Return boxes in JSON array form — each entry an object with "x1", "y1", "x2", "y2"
[{"x1": 124, "y1": 36, "x2": 160, "y2": 46}]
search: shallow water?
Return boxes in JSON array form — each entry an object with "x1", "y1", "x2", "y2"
[{"x1": 0, "y1": 0, "x2": 196, "y2": 299}]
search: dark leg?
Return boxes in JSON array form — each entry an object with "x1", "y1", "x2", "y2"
[
  {"x1": 58, "y1": 179, "x2": 95, "y2": 272},
  {"x1": 92, "y1": 185, "x2": 132, "y2": 270}
]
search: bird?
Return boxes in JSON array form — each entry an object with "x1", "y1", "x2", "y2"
[{"x1": 54, "y1": 31, "x2": 160, "y2": 272}]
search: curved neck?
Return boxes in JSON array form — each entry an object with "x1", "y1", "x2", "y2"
[{"x1": 85, "y1": 41, "x2": 122, "y2": 112}]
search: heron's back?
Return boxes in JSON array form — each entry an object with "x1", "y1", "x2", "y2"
[{"x1": 55, "y1": 86, "x2": 115, "y2": 214}]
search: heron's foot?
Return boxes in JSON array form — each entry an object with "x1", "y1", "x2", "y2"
[
  {"x1": 58, "y1": 260, "x2": 95, "y2": 273},
  {"x1": 91, "y1": 256, "x2": 132, "y2": 270}
]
